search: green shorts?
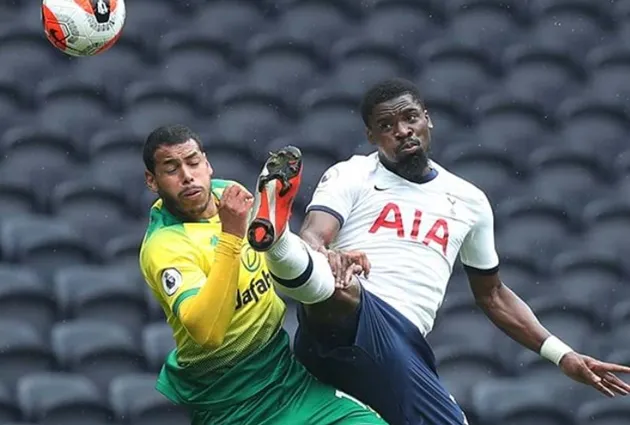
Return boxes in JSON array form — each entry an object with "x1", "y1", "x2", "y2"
[{"x1": 156, "y1": 329, "x2": 387, "y2": 425}]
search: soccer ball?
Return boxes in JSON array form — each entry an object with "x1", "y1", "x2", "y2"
[{"x1": 42, "y1": 0, "x2": 126, "y2": 57}]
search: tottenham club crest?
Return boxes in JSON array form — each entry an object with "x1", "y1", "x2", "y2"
[{"x1": 161, "y1": 268, "x2": 182, "y2": 296}]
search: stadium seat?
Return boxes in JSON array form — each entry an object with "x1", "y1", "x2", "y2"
[
  {"x1": 440, "y1": 143, "x2": 522, "y2": 202},
  {"x1": 472, "y1": 93, "x2": 551, "y2": 157},
  {"x1": 109, "y1": 374, "x2": 189, "y2": 425},
  {"x1": 0, "y1": 127, "x2": 82, "y2": 180},
  {"x1": 209, "y1": 84, "x2": 290, "y2": 144},
  {"x1": 555, "y1": 96, "x2": 629, "y2": 161},
  {"x1": 54, "y1": 265, "x2": 147, "y2": 333},
  {"x1": 582, "y1": 198, "x2": 630, "y2": 255},
  {"x1": 274, "y1": 0, "x2": 356, "y2": 50},
  {"x1": 502, "y1": 44, "x2": 585, "y2": 109},
  {"x1": 0, "y1": 381, "x2": 20, "y2": 423},
  {"x1": 495, "y1": 198, "x2": 575, "y2": 265},
  {"x1": 0, "y1": 265, "x2": 55, "y2": 334},
  {"x1": 416, "y1": 41, "x2": 495, "y2": 108},
  {"x1": 531, "y1": 3, "x2": 609, "y2": 59},
  {"x1": 142, "y1": 323, "x2": 175, "y2": 372},
  {"x1": 123, "y1": 0, "x2": 183, "y2": 41},
  {"x1": 472, "y1": 378, "x2": 575, "y2": 425},
  {"x1": 577, "y1": 398, "x2": 630, "y2": 425},
  {"x1": 0, "y1": 83, "x2": 27, "y2": 129},
  {"x1": 72, "y1": 37, "x2": 148, "y2": 100},
  {"x1": 435, "y1": 345, "x2": 506, "y2": 415},
  {"x1": 297, "y1": 90, "x2": 364, "y2": 151},
  {"x1": 49, "y1": 179, "x2": 132, "y2": 224},
  {"x1": 611, "y1": 303, "x2": 630, "y2": 328},
  {"x1": 445, "y1": 2, "x2": 524, "y2": 58},
  {"x1": 89, "y1": 129, "x2": 144, "y2": 161},
  {"x1": 433, "y1": 294, "x2": 498, "y2": 350},
  {"x1": 0, "y1": 31, "x2": 65, "y2": 93},
  {"x1": 328, "y1": 39, "x2": 415, "y2": 97},
  {"x1": 0, "y1": 320, "x2": 53, "y2": 391},
  {"x1": 550, "y1": 250, "x2": 625, "y2": 312},
  {"x1": 0, "y1": 180, "x2": 39, "y2": 215},
  {"x1": 194, "y1": 0, "x2": 267, "y2": 46},
  {"x1": 122, "y1": 82, "x2": 200, "y2": 138},
  {"x1": 244, "y1": 34, "x2": 321, "y2": 101},
  {"x1": 586, "y1": 44, "x2": 630, "y2": 104},
  {"x1": 158, "y1": 31, "x2": 233, "y2": 93},
  {"x1": 359, "y1": 0, "x2": 439, "y2": 54},
  {"x1": 526, "y1": 147, "x2": 607, "y2": 209},
  {"x1": 0, "y1": 216, "x2": 94, "y2": 276},
  {"x1": 17, "y1": 373, "x2": 110, "y2": 425},
  {"x1": 102, "y1": 233, "x2": 144, "y2": 268},
  {"x1": 51, "y1": 321, "x2": 144, "y2": 394},
  {"x1": 35, "y1": 78, "x2": 115, "y2": 142},
  {"x1": 492, "y1": 255, "x2": 546, "y2": 301}
]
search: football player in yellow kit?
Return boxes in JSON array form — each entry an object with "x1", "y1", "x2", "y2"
[{"x1": 138, "y1": 124, "x2": 387, "y2": 425}]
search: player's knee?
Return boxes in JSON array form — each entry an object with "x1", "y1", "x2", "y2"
[{"x1": 271, "y1": 246, "x2": 336, "y2": 304}]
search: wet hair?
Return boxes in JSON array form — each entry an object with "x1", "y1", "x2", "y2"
[
  {"x1": 143, "y1": 124, "x2": 203, "y2": 173},
  {"x1": 360, "y1": 78, "x2": 425, "y2": 126}
]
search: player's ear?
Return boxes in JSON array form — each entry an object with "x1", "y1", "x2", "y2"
[
  {"x1": 145, "y1": 170, "x2": 158, "y2": 193},
  {"x1": 366, "y1": 127, "x2": 376, "y2": 145},
  {"x1": 425, "y1": 110, "x2": 433, "y2": 129}
]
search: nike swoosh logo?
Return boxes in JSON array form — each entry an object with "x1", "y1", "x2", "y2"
[{"x1": 374, "y1": 186, "x2": 388, "y2": 191}]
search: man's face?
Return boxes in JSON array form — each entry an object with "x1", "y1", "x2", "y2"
[
  {"x1": 367, "y1": 94, "x2": 433, "y2": 178},
  {"x1": 145, "y1": 139, "x2": 213, "y2": 218}
]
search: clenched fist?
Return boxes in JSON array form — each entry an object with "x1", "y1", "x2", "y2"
[{"x1": 219, "y1": 184, "x2": 254, "y2": 238}]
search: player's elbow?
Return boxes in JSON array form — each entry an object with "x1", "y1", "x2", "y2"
[{"x1": 179, "y1": 312, "x2": 227, "y2": 350}]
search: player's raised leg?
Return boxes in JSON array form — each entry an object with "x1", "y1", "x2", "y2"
[{"x1": 248, "y1": 146, "x2": 337, "y2": 305}]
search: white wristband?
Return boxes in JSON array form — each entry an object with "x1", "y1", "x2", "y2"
[{"x1": 540, "y1": 336, "x2": 574, "y2": 365}]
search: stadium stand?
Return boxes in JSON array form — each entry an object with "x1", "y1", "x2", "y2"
[{"x1": 0, "y1": 0, "x2": 629, "y2": 423}]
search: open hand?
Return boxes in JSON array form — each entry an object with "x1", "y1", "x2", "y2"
[{"x1": 560, "y1": 352, "x2": 630, "y2": 397}]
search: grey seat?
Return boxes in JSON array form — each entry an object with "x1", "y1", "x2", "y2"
[
  {"x1": 0, "y1": 216, "x2": 94, "y2": 277},
  {"x1": 472, "y1": 378, "x2": 575, "y2": 425},
  {"x1": 550, "y1": 250, "x2": 625, "y2": 312},
  {"x1": 142, "y1": 323, "x2": 175, "y2": 372},
  {"x1": 582, "y1": 198, "x2": 630, "y2": 255},
  {"x1": 122, "y1": 82, "x2": 199, "y2": 138},
  {"x1": 435, "y1": 345, "x2": 506, "y2": 415},
  {"x1": 360, "y1": 0, "x2": 438, "y2": 55},
  {"x1": 54, "y1": 265, "x2": 147, "y2": 333},
  {"x1": 51, "y1": 321, "x2": 144, "y2": 394},
  {"x1": 445, "y1": 2, "x2": 523, "y2": 58},
  {"x1": 0, "y1": 380, "x2": 19, "y2": 423},
  {"x1": 503, "y1": 44, "x2": 584, "y2": 109},
  {"x1": 109, "y1": 374, "x2": 189, "y2": 425},
  {"x1": 472, "y1": 93, "x2": 550, "y2": 157},
  {"x1": 0, "y1": 320, "x2": 53, "y2": 391},
  {"x1": 586, "y1": 44, "x2": 630, "y2": 104},
  {"x1": 158, "y1": 31, "x2": 232, "y2": 93},
  {"x1": 577, "y1": 398, "x2": 630, "y2": 425},
  {"x1": 416, "y1": 41, "x2": 495, "y2": 108},
  {"x1": 17, "y1": 373, "x2": 110, "y2": 425},
  {"x1": 193, "y1": 0, "x2": 266, "y2": 46},
  {"x1": 275, "y1": 0, "x2": 354, "y2": 50},
  {"x1": 211, "y1": 84, "x2": 289, "y2": 143}
]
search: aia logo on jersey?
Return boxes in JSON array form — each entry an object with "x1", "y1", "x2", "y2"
[{"x1": 369, "y1": 202, "x2": 450, "y2": 254}]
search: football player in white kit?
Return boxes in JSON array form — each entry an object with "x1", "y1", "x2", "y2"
[{"x1": 246, "y1": 78, "x2": 630, "y2": 425}]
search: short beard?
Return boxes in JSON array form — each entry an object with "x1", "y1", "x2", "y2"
[
  {"x1": 379, "y1": 149, "x2": 430, "y2": 183},
  {"x1": 160, "y1": 190, "x2": 210, "y2": 221}
]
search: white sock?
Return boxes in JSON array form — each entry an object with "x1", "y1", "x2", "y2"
[{"x1": 265, "y1": 231, "x2": 335, "y2": 304}]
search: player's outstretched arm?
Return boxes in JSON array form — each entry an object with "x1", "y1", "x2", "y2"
[
  {"x1": 461, "y1": 194, "x2": 630, "y2": 397},
  {"x1": 467, "y1": 270, "x2": 630, "y2": 397}
]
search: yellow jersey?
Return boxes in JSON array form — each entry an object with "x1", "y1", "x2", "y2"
[{"x1": 139, "y1": 179, "x2": 286, "y2": 373}]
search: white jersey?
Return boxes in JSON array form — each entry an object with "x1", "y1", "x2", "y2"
[{"x1": 306, "y1": 152, "x2": 499, "y2": 336}]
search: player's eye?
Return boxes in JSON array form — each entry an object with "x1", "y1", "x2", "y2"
[{"x1": 378, "y1": 122, "x2": 392, "y2": 131}]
